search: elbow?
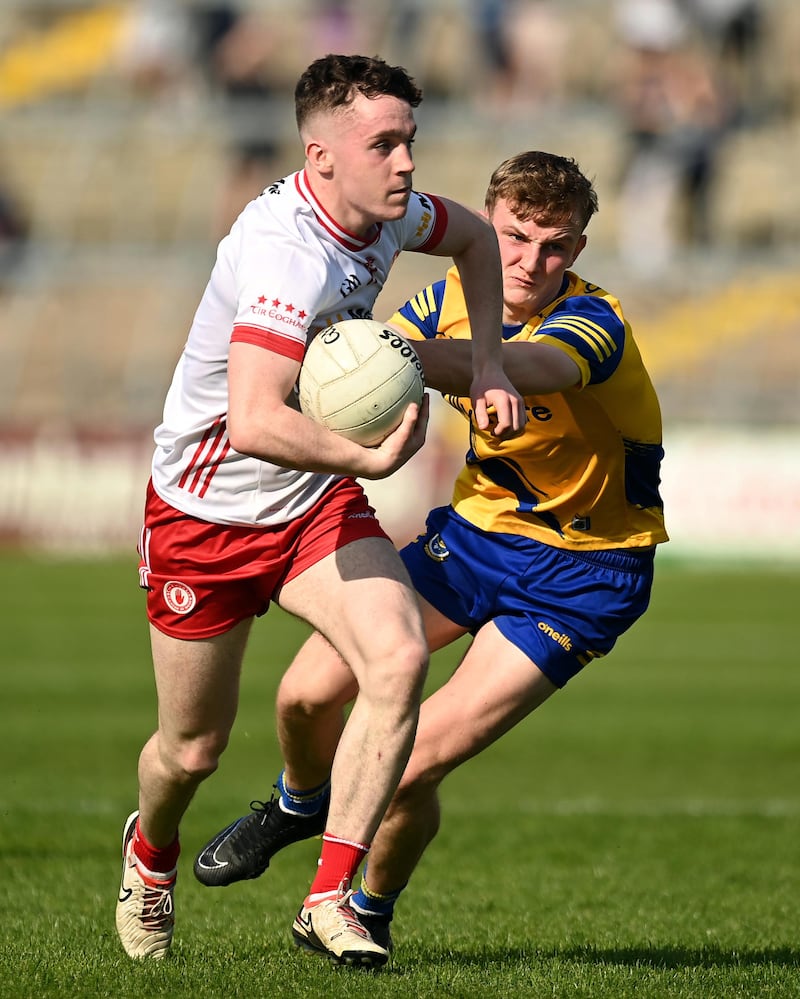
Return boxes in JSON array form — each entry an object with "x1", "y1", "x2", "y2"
[{"x1": 226, "y1": 413, "x2": 257, "y2": 457}]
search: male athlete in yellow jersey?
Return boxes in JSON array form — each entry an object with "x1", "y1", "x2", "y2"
[{"x1": 193, "y1": 151, "x2": 668, "y2": 954}]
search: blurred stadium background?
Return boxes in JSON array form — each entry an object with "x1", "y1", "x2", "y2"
[{"x1": 0, "y1": 0, "x2": 798, "y2": 560}]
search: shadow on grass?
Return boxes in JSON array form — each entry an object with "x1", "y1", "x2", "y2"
[{"x1": 390, "y1": 942, "x2": 800, "y2": 974}]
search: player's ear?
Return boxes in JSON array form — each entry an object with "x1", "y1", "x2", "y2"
[
  {"x1": 306, "y1": 138, "x2": 333, "y2": 176},
  {"x1": 570, "y1": 233, "x2": 587, "y2": 264}
]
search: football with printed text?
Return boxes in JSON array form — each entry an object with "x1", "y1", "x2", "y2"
[{"x1": 298, "y1": 319, "x2": 425, "y2": 446}]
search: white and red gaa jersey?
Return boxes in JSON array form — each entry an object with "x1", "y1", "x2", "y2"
[{"x1": 151, "y1": 169, "x2": 448, "y2": 526}]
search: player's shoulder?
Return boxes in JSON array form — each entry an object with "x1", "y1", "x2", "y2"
[
  {"x1": 224, "y1": 176, "x2": 289, "y2": 236},
  {"x1": 566, "y1": 271, "x2": 624, "y2": 311},
  {"x1": 229, "y1": 172, "x2": 325, "y2": 264},
  {"x1": 534, "y1": 272, "x2": 630, "y2": 381},
  {"x1": 545, "y1": 272, "x2": 628, "y2": 329},
  {"x1": 246, "y1": 172, "x2": 304, "y2": 222},
  {"x1": 393, "y1": 190, "x2": 449, "y2": 251}
]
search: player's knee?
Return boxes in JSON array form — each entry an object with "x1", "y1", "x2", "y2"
[
  {"x1": 399, "y1": 638, "x2": 429, "y2": 702},
  {"x1": 276, "y1": 682, "x2": 326, "y2": 726},
  {"x1": 397, "y1": 753, "x2": 442, "y2": 797},
  {"x1": 368, "y1": 637, "x2": 428, "y2": 708},
  {"x1": 165, "y1": 732, "x2": 228, "y2": 784},
  {"x1": 278, "y1": 666, "x2": 319, "y2": 716},
  {"x1": 394, "y1": 729, "x2": 454, "y2": 797},
  {"x1": 276, "y1": 668, "x2": 352, "y2": 723},
  {"x1": 276, "y1": 680, "x2": 301, "y2": 721}
]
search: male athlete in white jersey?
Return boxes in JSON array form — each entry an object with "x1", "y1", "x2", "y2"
[
  {"x1": 193, "y1": 150, "x2": 669, "y2": 954},
  {"x1": 115, "y1": 54, "x2": 525, "y2": 968}
]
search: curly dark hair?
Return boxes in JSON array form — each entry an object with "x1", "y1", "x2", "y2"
[
  {"x1": 295, "y1": 54, "x2": 423, "y2": 132},
  {"x1": 485, "y1": 151, "x2": 599, "y2": 231}
]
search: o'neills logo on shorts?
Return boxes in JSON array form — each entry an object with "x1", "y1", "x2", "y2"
[{"x1": 164, "y1": 580, "x2": 197, "y2": 615}]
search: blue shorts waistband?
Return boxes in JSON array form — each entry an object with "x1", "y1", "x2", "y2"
[{"x1": 553, "y1": 545, "x2": 656, "y2": 573}]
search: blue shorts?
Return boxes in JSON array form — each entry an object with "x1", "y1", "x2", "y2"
[{"x1": 400, "y1": 506, "x2": 656, "y2": 688}]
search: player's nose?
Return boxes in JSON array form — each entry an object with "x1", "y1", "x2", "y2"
[
  {"x1": 522, "y1": 245, "x2": 543, "y2": 273},
  {"x1": 396, "y1": 143, "x2": 414, "y2": 174}
]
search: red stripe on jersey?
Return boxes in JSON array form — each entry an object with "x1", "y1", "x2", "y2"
[
  {"x1": 197, "y1": 438, "x2": 231, "y2": 498},
  {"x1": 418, "y1": 194, "x2": 448, "y2": 251},
  {"x1": 187, "y1": 420, "x2": 228, "y2": 495},
  {"x1": 179, "y1": 417, "x2": 225, "y2": 492},
  {"x1": 231, "y1": 324, "x2": 305, "y2": 362}
]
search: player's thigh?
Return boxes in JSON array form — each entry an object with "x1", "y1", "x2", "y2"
[
  {"x1": 149, "y1": 618, "x2": 252, "y2": 746},
  {"x1": 277, "y1": 595, "x2": 465, "y2": 713},
  {"x1": 418, "y1": 593, "x2": 472, "y2": 652},
  {"x1": 277, "y1": 536, "x2": 427, "y2": 685},
  {"x1": 404, "y1": 619, "x2": 557, "y2": 786}
]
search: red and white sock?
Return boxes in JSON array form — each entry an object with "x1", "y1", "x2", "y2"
[
  {"x1": 305, "y1": 832, "x2": 369, "y2": 906},
  {"x1": 132, "y1": 817, "x2": 179, "y2": 881}
]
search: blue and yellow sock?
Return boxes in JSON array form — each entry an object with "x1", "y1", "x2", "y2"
[
  {"x1": 276, "y1": 770, "x2": 331, "y2": 817},
  {"x1": 351, "y1": 865, "x2": 406, "y2": 920}
]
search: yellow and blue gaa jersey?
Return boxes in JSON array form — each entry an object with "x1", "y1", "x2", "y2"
[{"x1": 389, "y1": 266, "x2": 668, "y2": 551}]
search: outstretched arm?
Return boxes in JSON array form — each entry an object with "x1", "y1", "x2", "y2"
[
  {"x1": 409, "y1": 337, "x2": 581, "y2": 398},
  {"x1": 422, "y1": 197, "x2": 527, "y2": 436}
]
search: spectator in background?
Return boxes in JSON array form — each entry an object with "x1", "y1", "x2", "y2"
[
  {"x1": 479, "y1": 0, "x2": 568, "y2": 114},
  {"x1": 114, "y1": 1, "x2": 196, "y2": 101},
  {"x1": 0, "y1": 165, "x2": 29, "y2": 288},
  {"x1": 683, "y1": 0, "x2": 766, "y2": 123},
  {"x1": 379, "y1": 1, "x2": 477, "y2": 101},
  {"x1": 191, "y1": 6, "x2": 283, "y2": 238},
  {"x1": 305, "y1": 0, "x2": 377, "y2": 55},
  {"x1": 383, "y1": 1, "x2": 568, "y2": 113},
  {"x1": 194, "y1": 2, "x2": 385, "y2": 238},
  {"x1": 613, "y1": 0, "x2": 731, "y2": 279},
  {"x1": 116, "y1": 3, "x2": 282, "y2": 239}
]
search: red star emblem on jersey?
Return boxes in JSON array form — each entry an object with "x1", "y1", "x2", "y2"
[
  {"x1": 258, "y1": 295, "x2": 266, "y2": 304},
  {"x1": 272, "y1": 298, "x2": 280, "y2": 307},
  {"x1": 285, "y1": 303, "x2": 295, "y2": 313}
]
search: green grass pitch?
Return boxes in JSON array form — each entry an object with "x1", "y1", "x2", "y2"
[{"x1": 0, "y1": 552, "x2": 797, "y2": 998}]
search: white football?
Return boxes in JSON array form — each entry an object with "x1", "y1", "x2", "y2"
[{"x1": 299, "y1": 319, "x2": 425, "y2": 446}]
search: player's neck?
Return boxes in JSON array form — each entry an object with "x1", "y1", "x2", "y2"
[{"x1": 302, "y1": 169, "x2": 377, "y2": 242}]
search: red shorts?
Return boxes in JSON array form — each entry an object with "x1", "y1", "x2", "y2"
[{"x1": 138, "y1": 478, "x2": 390, "y2": 639}]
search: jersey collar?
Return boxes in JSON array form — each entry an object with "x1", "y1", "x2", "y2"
[{"x1": 296, "y1": 170, "x2": 381, "y2": 252}]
